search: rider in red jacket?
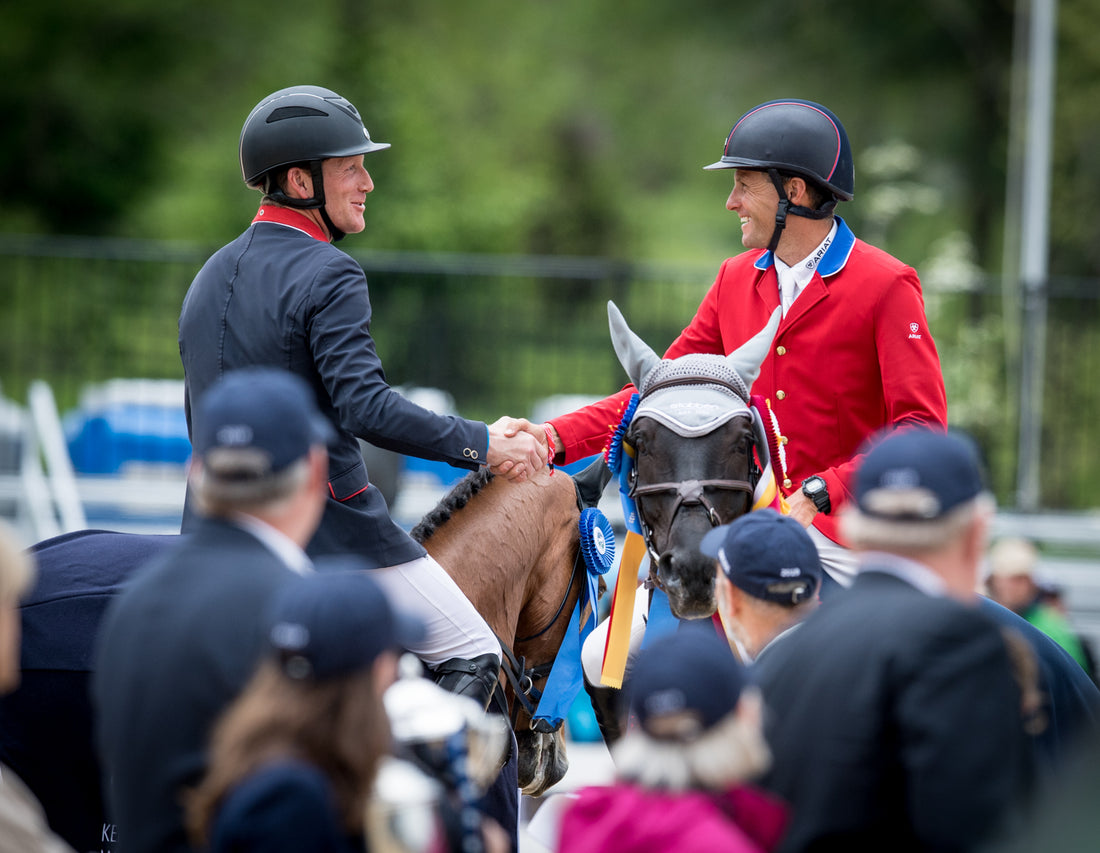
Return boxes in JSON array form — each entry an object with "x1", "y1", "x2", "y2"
[{"x1": 536, "y1": 100, "x2": 947, "y2": 587}]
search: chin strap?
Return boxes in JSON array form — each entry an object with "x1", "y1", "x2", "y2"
[
  {"x1": 262, "y1": 162, "x2": 345, "y2": 243},
  {"x1": 766, "y1": 168, "x2": 838, "y2": 254}
]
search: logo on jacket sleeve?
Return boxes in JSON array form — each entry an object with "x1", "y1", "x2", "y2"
[{"x1": 908, "y1": 322, "x2": 922, "y2": 340}]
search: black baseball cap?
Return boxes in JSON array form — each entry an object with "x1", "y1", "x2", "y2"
[
  {"x1": 628, "y1": 625, "x2": 748, "y2": 741},
  {"x1": 192, "y1": 367, "x2": 334, "y2": 477},
  {"x1": 701, "y1": 508, "x2": 822, "y2": 606},
  {"x1": 853, "y1": 428, "x2": 986, "y2": 521},
  {"x1": 266, "y1": 562, "x2": 424, "y2": 681}
]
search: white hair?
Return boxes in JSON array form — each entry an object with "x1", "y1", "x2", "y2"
[
  {"x1": 611, "y1": 687, "x2": 770, "y2": 791},
  {"x1": 840, "y1": 492, "x2": 995, "y2": 556},
  {"x1": 191, "y1": 453, "x2": 311, "y2": 517}
]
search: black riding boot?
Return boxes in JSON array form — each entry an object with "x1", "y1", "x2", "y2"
[
  {"x1": 583, "y1": 673, "x2": 623, "y2": 748},
  {"x1": 432, "y1": 653, "x2": 501, "y2": 711}
]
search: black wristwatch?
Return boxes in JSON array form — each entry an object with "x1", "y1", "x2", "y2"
[{"x1": 801, "y1": 475, "x2": 831, "y2": 515}]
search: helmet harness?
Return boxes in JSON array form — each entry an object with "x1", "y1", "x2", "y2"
[
  {"x1": 240, "y1": 86, "x2": 390, "y2": 243},
  {"x1": 704, "y1": 99, "x2": 854, "y2": 254},
  {"x1": 763, "y1": 168, "x2": 838, "y2": 254}
]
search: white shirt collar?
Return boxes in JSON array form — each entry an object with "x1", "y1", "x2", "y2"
[
  {"x1": 774, "y1": 220, "x2": 839, "y2": 315},
  {"x1": 857, "y1": 552, "x2": 947, "y2": 597},
  {"x1": 231, "y1": 513, "x2": 314, "y2": 576}
]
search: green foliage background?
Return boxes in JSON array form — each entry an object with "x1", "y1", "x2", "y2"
[
  {"x1": 3, "y1": 0, "x2": 1100, "y2": 508},
  {"x1": 9, "y1": 0, "x2": 1090, "y2": 276}
]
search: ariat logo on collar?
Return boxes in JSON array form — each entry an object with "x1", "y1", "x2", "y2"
[
  {"x1": 908, "y1": 322, "x2": 922, "y2": 340},
  {"x1": 804, "y1": 234, "x2": 833, "y2": 271}
]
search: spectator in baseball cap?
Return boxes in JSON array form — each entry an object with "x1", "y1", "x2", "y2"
[
  {"x1": 752, "y1": 428, "x2": 1033, "y2": 852},
  {"x1": 189, "y1": 366, "x2": 335, "y2": 517},
  {"x1": 187, "y1": 567, "x2": 424, "y2": 852},
  {"x1": 840, "y1": 426, "x2": 992, "y2": 598},
  {"x1": 93, "y1": 367, "x2": 336, "y2": 853},
  {"x1": 702, "y1": 508, "x2": 823, "y2": 662}
]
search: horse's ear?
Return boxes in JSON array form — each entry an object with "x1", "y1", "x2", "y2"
[
  {"x1": 608, "y1": 301, "x2": 661, "y2": 388},
  {"x1": 727, "y1": 307, "x2": 781, "y2": 388}
]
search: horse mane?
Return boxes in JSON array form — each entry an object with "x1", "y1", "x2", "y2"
[{"x1": 410, "y1": 468, "x2": 496, "y2": 544}]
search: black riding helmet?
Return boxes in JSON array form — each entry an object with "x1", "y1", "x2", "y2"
[
  {"x1": 239, "y1": 85, "x2": 390, "y2": 241},
  {"x1": 704, "y1": 99, "x2": 854, "y2": 253}
]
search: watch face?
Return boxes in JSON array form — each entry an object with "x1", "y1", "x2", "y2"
[{"x1": 805, "y1": 478, "x2": 823, "y2": 494}]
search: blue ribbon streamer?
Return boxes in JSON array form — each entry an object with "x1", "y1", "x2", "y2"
[
  {"x1": 642, "y1": 586, "x2": 678, "y2": 648},
  {"x1": 532, "y1": 510, "x2": 615, "y2": 730}
]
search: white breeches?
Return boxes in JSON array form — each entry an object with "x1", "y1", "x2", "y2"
[
  {"x1": 807, "y1": 525, "x2": 858, "y2": 587},
  {"x1": 371, "y1": 554, "x2": 501, "y2": 667}
]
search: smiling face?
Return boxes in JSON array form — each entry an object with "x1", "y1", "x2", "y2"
[
  {"x1": 321, "y1": 155, "x2": 374, "y2": 235},
  {"x1": 725, "y1": 169, "x2": 781, "y2": 250}
]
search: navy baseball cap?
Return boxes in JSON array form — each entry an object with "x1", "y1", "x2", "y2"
[
  {"x1": 265, "y1": 562, "x2": 425, "y2": 681},
  {"x1": 628, "y1": 625, "x2": 747, "y2": 742},
  {"x1": 192, "y1": 367, "x2": 334, "y2": 476},
  {"x1": 701, "y1": 508, "x2": 822, "y2": 605},
  {"x1": 854, "y1": 428, "x2": 986, "y2": 520}
]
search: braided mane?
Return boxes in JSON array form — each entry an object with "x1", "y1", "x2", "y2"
[{"x1": 410, "y1": 468, "x2": 496, "y2": 543}]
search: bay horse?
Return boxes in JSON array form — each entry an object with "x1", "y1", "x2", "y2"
[
  {"x1": 606, "y1": 300, "x2": 781, "y2": 621},
  {"x1": 412, "y1": 462, "x2": 595, "y2": 797}
]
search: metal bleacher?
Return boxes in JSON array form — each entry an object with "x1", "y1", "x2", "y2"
[{"x1": 0, "y1": 380, "x2": 187, "y2": 543}]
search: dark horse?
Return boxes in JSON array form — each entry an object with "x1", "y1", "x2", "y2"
[
  {"x1": 412, "y1": 463, "x2": 594, "y2": 797},
  {"x1": 607, "y1": 300, "x2": 781, "y2": 620}
]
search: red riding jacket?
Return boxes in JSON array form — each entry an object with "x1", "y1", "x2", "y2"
[{"x1": 549, "y1": 218, "x2": 947, "y2": 545}]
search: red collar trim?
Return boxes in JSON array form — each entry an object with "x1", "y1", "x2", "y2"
[{"x1": 252, "y1": 206, "x2": 330, "y2": 243}]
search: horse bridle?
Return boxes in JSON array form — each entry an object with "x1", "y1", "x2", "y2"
[
  {"x1": 628, "y1": 374, "x2": 759, "y2": 564},
  {"x1": 494, "y1": 545, "x2": 585, "y2": 732}
]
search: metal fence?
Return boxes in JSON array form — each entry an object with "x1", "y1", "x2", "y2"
[{"x1": 2, "y1": 232, "x2": 1100, "y2": 512}]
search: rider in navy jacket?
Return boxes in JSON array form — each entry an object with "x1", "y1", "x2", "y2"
[{"x1": 178, "y1": 86, "x2": 546, "y2": 714}]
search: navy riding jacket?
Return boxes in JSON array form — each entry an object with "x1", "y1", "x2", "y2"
[{"x1": 179, "y1": 208, "x2": 488, "y2": 567}]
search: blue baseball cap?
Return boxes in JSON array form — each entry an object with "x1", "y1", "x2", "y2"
[
  {"x1": 701, "y1": 508, "x2": 822, "y2": 605},
  {"x1": 854, "y1": 428, "x2": 986, "y2": 520},
  {"x1": 192, "y1": 367, "x2": 334, "y2": 476},
  {"x1": 628, "y1": 625, "x2": 747, "y2": 741},
  {"x1": 265, "y1": 561, "x2": 425, "y2": 681}
]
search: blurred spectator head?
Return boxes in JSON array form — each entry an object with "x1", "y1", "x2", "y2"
[
  {"x1": 189, "y1": 367, "x2": 333, "y2": 519},
  {"x1": 987, "y1": 537, "x2": 1042, "y2": 614},
  {"x1": 0, "y1": 520, "x2": 34, "y2": 693},
  {"x1": 612, "y1": 625, "x2": 770, "y2": 791}
]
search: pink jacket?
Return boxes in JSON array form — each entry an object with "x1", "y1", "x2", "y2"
[{"x1": 556, "y1": 784, "x2": 788, "y2": 853}]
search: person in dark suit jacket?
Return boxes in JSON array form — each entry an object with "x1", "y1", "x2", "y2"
[
  {"x1": 754, "y1": 428, "x2": 1033, "y2": 853},
  {"x1": 178, "y1": 85, "x2": 547, "y2": 712},
  {"x1": 93, "y1": 368, "x2": 334, "y2": 853}
]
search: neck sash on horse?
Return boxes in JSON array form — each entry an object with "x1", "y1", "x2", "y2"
[{"x1": 528, "y1": 508, "x2": 615, "y2": 730}]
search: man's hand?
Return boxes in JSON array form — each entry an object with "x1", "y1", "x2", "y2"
[
  {"x1": 486, "y1": 416, "x2": 548, "y2": 481},
  {"x1": 785, "y1": 489, "x2": 819, "y2": 527}
]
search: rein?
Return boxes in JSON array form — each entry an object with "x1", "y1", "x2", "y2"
[{"x1": 498, "y1": 546, "x2": 585, "y2": 731}]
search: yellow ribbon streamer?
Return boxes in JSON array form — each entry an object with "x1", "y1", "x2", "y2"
[{"x1": 600, "y1": 530, "x2": 648, "y2": 688}]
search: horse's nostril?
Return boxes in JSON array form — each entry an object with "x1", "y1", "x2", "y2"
[{"x1": 657, "y1": 559, "x2": 683, "y2": 590}]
